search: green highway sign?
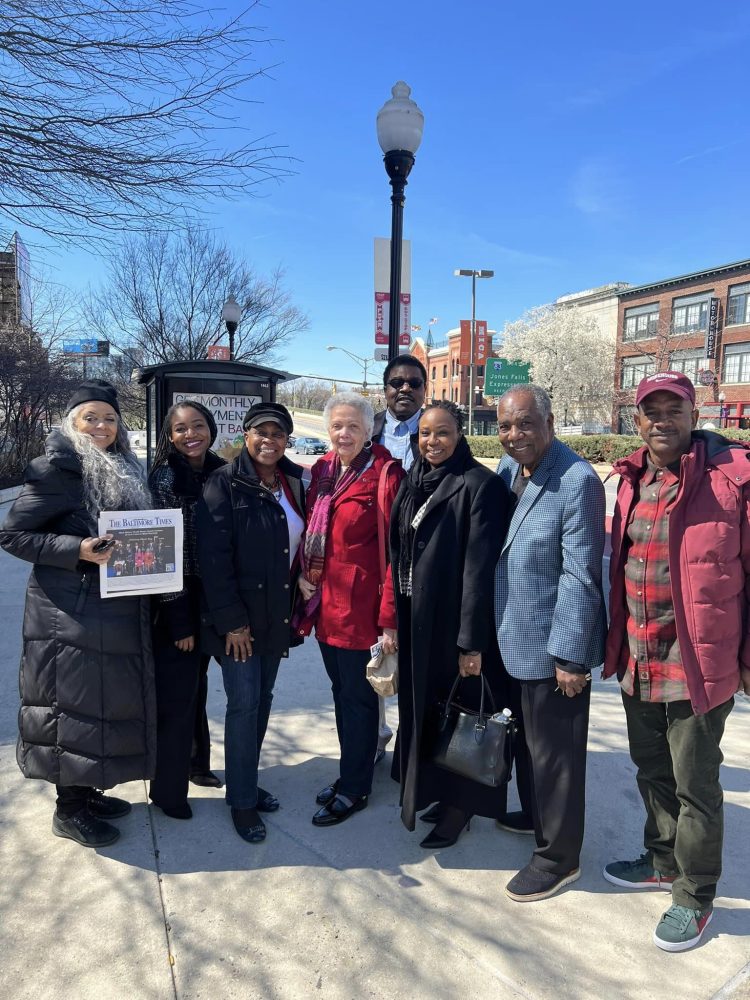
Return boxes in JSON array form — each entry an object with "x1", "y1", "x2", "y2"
[{"x1": 484, "y1": 358, "x2": 531, "y2": 396}]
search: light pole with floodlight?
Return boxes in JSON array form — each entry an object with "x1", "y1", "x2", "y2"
[
  {"x1": 221, "y1": 293, "x2": 241, "y2": 360},
  {"x1": 454, "y1": 268, "x2": 494, "y2": 435},
  {"x1": 327, "y1": 345, "x2": 373, "y2": 391},
  {"x1": 376, "y1": 82, "x2": 424, "y2": 362}
]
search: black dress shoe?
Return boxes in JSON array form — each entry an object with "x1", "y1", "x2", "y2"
[
  {"x1": 315, "y1": 779, "x2": 339, "y2": 806},
  {"x1": 496, "y1": 811, "x2": 535, "y2": 835},
  {"x1": 419, "y1": 803, "x2": 443, "y2": 824},
  {"x1": 257, "y1": 787, "x2": 280, "y2": 813},
  {"x1": 232, "y1": 807, "x2": 266, "y2": 843},
  {"x1": 88, "y1": 790, "x2": 132, "y2": 820},
  {"x1": 52, "y1": 809, "x2": 120, "y2": 848},
  {"x1": 190, "y1": 770, "x2": 223, "y2": 788},
  {"x1": 152, "y1": 800, "x2": 192, "y2": 820},
  {"x1": 420, "y1": 807, "x2": 471, "y2": 849},
  {"x1": 312, "y1": 794, "x2": 368, "y2": 827}
]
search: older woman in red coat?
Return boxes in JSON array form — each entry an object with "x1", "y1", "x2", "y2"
[{"x1": 297, "y1": 391, "x2": 403, "y2": 826}]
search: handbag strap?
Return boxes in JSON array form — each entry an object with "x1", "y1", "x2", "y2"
[
  {"x1": 376, "y1": 459, "x2": 398, "y2": 595},
  {"x1": 442, "y1": 671, "x2": 496, "y2": 725}
]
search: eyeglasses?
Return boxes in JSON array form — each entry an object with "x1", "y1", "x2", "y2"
[{"x1": 386, "y1": 377, "x2": 424, "y2": 390}]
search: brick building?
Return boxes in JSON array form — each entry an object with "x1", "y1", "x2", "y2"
[
  {"x1": 411, "y1": 327, "x2": 499, "y2": 430},
  {"x1": 614, "y1": 258, "x2": 750, "y2": 431}
]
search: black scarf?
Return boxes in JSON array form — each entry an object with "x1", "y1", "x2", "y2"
[
  {"x1": 166, "y1": 447, "x2": 225, "y2": 498},
  {"x1": 397, "y1": 435, "x2": 473, "y2": 590}
]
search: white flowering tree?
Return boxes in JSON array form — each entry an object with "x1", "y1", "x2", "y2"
[{"x1": 501, "y1": 304, "x2": 615, "y2": 425}]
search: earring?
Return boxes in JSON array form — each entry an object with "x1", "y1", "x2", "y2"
[{"x1": 364, "y1": 438, "x2": 373, "y2": 449}]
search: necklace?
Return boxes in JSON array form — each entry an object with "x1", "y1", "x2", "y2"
[{"x1": 259, "y1": 469, "x2": 282, "y2": 499}]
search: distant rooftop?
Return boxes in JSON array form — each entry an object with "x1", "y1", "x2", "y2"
[
  {"x1": 619, "y1": 259, "x2": 750, "y2": 299},
  {"x1": 556, "y1": 282, "x2": 630, "y2": 305}
]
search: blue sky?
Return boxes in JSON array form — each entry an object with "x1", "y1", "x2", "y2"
[{"x1": 30, "y1": 0, "x2": 750, "y2": 384}]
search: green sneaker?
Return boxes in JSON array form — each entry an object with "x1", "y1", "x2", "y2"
[
  {"x1": 603, "y1": 854, "x2": 676, "y2": 890},
  {"x1": 653, "y1": 904, "x2": 713, "y2": 952}
]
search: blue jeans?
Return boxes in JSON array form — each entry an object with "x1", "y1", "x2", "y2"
[{"x1": 220, "y1": 652, "x2": 281, "y2": 809}]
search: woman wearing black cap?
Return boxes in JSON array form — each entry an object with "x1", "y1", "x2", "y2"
[
  {"x1": 196, "y1": 402, "x2": 306, "y2": 844},
  {"x1": 147, "y1": 400, "x2": 226, "y2": 818},
  {"x1": 0, "y1": 380, "x2": 155, "y2": 848}
]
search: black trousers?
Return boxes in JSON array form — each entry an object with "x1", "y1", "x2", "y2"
[
  {"x1": 190, "y1": 653, "x2": 213, "y2": 773},
  {"x1": 319, "y1": 641, "x2": 379, "y2": 799},
  {"x1": 149, "y1": 630, "x2": 202, "y2": 808},
  {"x1": 510, "y1": 676, "x2": 591, "y2": 874}
]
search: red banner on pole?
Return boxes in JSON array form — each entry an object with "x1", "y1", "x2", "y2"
[
  {"x1": 475, "y1": 320, "x2": 488, "y2": 366},
  {"x1": 459, "y1": 320, "x2": 471, "y2": 366}
]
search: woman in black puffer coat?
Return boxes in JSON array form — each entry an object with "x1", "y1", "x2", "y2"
[{"x1": 0, "y1": 380, "x2": 155, "y2": 849}]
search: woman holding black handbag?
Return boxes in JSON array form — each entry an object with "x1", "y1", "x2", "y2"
[{"x1": 382, "y1": 401, "x2": 512, "y2": 847}]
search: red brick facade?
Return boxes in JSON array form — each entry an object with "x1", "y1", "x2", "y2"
[
  {"x1": 412, "y1": 330, "x2": 495, "y2": 406},
  {"x1": 613, "y1": 260, "x2": 750, "y2": 431}
]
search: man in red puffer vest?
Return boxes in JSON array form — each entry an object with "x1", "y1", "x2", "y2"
[{"x1": 603, "y1": 370, "x2": 750, "y2": 953}]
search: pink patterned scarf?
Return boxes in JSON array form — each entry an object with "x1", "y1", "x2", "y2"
[{"x1": 303, "y1": 446, "x2": 372, "y2": 585}]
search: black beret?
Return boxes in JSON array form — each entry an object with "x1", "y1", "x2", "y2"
[{"x1": 65, "y1": 379, "x2": 121, "y2": 416}]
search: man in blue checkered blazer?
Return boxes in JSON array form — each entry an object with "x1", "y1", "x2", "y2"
[{"x1": 494, "y1": 384, "x2": 606, "y2": 902}]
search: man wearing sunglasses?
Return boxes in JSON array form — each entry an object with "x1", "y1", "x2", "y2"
[
  {"x1": 372, "y1": 355, "x2": 427, "y2": 471},
  {"x1": 371, "y1": 354, "x2": 427, "y2": 762}
]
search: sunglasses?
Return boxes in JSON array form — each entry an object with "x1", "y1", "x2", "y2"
[{"x1": 387, "y1": 377, "x2": 424, "y2": 390}]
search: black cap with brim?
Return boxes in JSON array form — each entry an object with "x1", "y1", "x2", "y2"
[{"x1": 242, "y1": 402, "x2": 293, "y2": 435}]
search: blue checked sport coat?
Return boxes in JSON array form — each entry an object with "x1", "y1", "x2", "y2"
[{"x1": 494, "y1": 437, "x2": 607, "y2": 680}]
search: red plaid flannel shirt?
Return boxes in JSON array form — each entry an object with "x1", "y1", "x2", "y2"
[{"x1": 620, "y1": 459, "x2": 689, "y2": 702}]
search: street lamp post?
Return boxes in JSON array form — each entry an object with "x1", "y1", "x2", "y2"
[
  {"x1": 454, "y1": 268, "x2": 494, "y2": 435},
  {"x1": 221, "y1": 293, "x2": 241, "y2": 360},
  {"x1": 327, "y1": 345, "x2": 372, "y2": 391},
  {"x1": 376, "y1": 82, "x2": 424, "y2": 362}
]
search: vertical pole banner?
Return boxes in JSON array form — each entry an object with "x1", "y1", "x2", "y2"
[
  {"x1": 374, "y1": 237, "x2": 411, "y2": 356},
  {"x1": 459, "y1": 320, "x2": 472, "y2": 366},
  {"x1": 474, "y1": 320, "x2": 488, "y2": 367}
]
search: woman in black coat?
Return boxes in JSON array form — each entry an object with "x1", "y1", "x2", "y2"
[
  {"x1": 196, "y1": 402, "x2": 305, "y2": 845},
  {"x1": 384, "y1": 401, "x2": 512, "y2": 845},
  {"x1": 0, "y1": 380, "x2": 155, "y2": 849},
  {"x1": 148, "y1": 400, "x2": 226, "y2": 819}
]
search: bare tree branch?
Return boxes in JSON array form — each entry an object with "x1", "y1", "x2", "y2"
[
  {"x1": 85, "y1": 225, "x2": 308, "y2": 365},
  {"x1": 0, "y1": 1, "x2": 292, "y2": 243}
]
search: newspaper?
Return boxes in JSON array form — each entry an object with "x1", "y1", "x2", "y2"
[{"x1": 97, "y1": 508, "x2": 184, "y2": 598}]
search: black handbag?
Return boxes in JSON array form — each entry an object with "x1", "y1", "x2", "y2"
[{"x1": 430, "y1": 673, "x2": 516, "y2": 788}]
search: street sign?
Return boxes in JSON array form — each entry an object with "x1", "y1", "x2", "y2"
[
  {"x1": 697, "y1": 368, "x2": 716, "y2": 386},
  {"x1": 207, "y1": 344, "x2": 231, "y2": 361},
  {"x1": 485, "y1": 358, "x2": 531, "y2": 396}
]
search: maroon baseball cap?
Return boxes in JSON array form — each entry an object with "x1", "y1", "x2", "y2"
[{"x1": 635, "y1": 370, "x2": 696, "y2": 407}]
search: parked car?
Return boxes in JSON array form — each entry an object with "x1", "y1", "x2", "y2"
[
  {"x1": 287, "y1": 435, "x2": 296, "y2": 449},
  {"x1": 295, "y1": 436, "x2": 327, "y2": 455}
]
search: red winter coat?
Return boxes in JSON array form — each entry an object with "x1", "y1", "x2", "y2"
[
  {"x1": 299, "y1": 444, "x2": 403, "y2": 650},
  {"x1": 603, "y1": 431, "x2": 750, "y2": 714}
]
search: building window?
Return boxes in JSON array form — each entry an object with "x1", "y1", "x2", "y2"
[
  {"x1": 672, "y1": 295, "x2": 709, "y2": 334},
  {"x1": 668, "y1": 351, "x2": 702, "y2": 385},
  {"x1": 723, "y1": 343, "x2": 750, "y2": 384},
  {"x1": 620, "y1": 357, "x2": 656, "y2": 389},
  {"x1": 431, "y1": 366, "x2": 436, "y2": 380},
  {"x1": 442, "y1": 364, "x2": 447, "y2": 378},
  {"x1": 727, "y1": 284, "x2": 750, "y2": 326},
  {"x1": 441, "y1": 388, "x2": 447, "y2": 399},
  {"x1": 623, "y1": 304, "x2": 659, "y2": 342},
  {"x1": 477, "y1": 365, "x2": 484, "y2": 376}
]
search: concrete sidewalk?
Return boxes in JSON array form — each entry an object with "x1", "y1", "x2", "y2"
[{"x1": 1, "y1": 532, "x2": 749, "y2": 1000}]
